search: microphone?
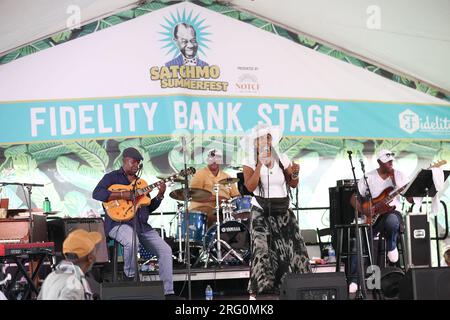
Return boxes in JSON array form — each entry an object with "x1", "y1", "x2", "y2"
[
  {"x1": 359, "y1": 158, "x2": 365, "y2": 172},
  {"x1": 347, "y1": 150, "x2": 353, "y2": 155},
  {"x1": 138, "y1": 163, "x2": 143, "y2": 170}
]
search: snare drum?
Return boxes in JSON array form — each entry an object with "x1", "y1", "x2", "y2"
[
  {"x1": 203, "y1": 220, "x2": 250, "y2": 264},
  {"x1": 175, "y1": 210, "x2": 207, "y2": 247},
  {"x1": 231, "y1": 195, "x2": 253, "y2": 220}
]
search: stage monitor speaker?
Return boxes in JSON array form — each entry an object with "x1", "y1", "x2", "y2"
[
  {"x1": 100, "y1": 281, "x2": 165, "y2": 300},
  {"x1": 399, "y1": 267, "x2": 450, "y2": 300},
  {"x1": 329, "y1": 186, "x2": 356, "y2": 249},
  {"x1": 47, "y1": 218, "x2": 108, "y2": 263},
  {"x1": 280, "y1": 272, "x2": 348, "y2": 300}
]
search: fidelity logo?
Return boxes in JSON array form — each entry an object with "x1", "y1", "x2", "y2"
[{"x1": 399, "y1": 109, "x2": 450, "y2": 135}]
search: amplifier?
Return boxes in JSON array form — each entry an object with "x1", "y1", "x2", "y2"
[
  {"x1": 280, "y1": 272, "x2": 348, "y2": 300},
  {"x1": 47, "y1": 218, "x2": 108, "y2": 263},
  {"x1": 336, "y1": 179, "x2": 357, "y2": 187}
]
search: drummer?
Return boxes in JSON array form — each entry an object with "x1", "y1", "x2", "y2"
[{"x1": 189, "y1": 148, "x2": 240, "y2": 228}]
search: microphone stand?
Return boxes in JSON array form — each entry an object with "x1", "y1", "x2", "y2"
[
  {"x1": 131, "y1": 165, "x2": 142, "y2": 282},
  {"x1": 181, "y1": 137, "x2": 192, "y2": 300},
  {"x1": 347, "y1": 151, "x2": 367, "y2": 299},
  {"x1": 359, "y1": 159, "x2": 375, "y2": 284}
]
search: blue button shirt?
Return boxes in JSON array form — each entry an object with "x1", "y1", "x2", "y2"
[{"x1": 92, "y1": 168, "x2": 162, "y2": 235}]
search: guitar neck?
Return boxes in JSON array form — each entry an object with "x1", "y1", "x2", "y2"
[{"x1": 135, "y1": 175, "x2": 181, "y2": 195}]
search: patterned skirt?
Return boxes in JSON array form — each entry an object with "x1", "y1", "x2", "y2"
[{"x1": 247, "y1": 205, "x2": 311, "y2": 295}]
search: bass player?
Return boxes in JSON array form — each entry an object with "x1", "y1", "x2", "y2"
[{"x1": 348, "y1": 149, "x2": 412, "y2": 293}]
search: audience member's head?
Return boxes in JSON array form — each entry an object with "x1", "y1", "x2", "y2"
[{"x1": 63, "y1": 229, "x2": 103, "y2": 273}]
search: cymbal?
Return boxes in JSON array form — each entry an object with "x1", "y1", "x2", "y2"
[
  {"x1": 169, "y1": 188, "x2": 212, "y2": 202},
  {"x1": 218, "y1": 178, "x2": 239, "y2": 185}
]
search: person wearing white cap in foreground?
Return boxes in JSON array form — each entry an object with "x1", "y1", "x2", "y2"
[
  {"x1": 348, "y1": 149, "x2": 412, "y2": 293},
  {"x1": 241, "y1": 123, "x2": 310, "y2": 299}
]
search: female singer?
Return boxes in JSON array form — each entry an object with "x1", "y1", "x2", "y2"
[{"x1": 241, "y1": 123, "x2": 310, "y2": 299}]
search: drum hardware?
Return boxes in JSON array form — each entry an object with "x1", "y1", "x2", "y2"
[{"x1": 193, "y1": 183, "x2": 246, "y2": 268}]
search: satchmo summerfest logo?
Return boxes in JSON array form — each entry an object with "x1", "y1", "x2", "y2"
[{"x1": 149, "y1": 9, "x2": 229, "y2": 92}]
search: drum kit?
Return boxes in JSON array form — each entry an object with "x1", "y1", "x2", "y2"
[{"x1": 162, "y1": 177, "x2": 252, "y2": 267}]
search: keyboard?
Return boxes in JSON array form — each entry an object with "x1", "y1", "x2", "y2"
[{"x1": 0, "y1": 242, "x2": 54, "y2": 257}]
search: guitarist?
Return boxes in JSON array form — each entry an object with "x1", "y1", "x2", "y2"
[
  {"x1": 92, "y1": 147, "x2": 177, "y2": 299},
  {"x1": 348, "y1": 149, "x2": 411, "y2": 293}
]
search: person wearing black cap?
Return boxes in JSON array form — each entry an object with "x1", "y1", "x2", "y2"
[{"x1": 93, "y1": 147, "x2": 177, "y2": 299}]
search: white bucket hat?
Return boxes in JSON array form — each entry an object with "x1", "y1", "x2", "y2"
[{"x1": 239, "y1": 123, "x2": 283, "y2": 151}]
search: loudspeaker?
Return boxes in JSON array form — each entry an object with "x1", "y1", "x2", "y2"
[
  {"x1": 399, "y1": 267, "x2": 450, "y2": 300},
  {"x1": 280, "y1": 272, "x2": 348, "y2": 300},
  {"x1": 47, "y1": 218, "x2": 108, "y2": 263},
  {"x1": 405, "y1": 214, "x2": 431, "y2": 267},
  {"x1": 100, "y1": 281, "x2": 165, "y2": 300},
  {"x1": 329, "y1": 186, "x2": 356, "y2": 249}
]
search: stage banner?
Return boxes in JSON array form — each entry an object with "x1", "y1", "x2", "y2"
[
  {"x1": 0, "y1": 97, "x2": 449, "y2": 143},
  {"x1": 0, "y1": 2, "x2": 449, "y2": 144}
]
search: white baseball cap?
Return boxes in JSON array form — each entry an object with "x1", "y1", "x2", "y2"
[{"x1": 377, "y1": 149, "x2": 396, "y2": 163}]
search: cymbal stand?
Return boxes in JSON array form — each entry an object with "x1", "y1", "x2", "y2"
[
  {"x1": 214, "y1": 184, "x2": 223, "y2": 262},
  {"x1": 176, "y1": 202, "x2": 185, "y2": 263}
]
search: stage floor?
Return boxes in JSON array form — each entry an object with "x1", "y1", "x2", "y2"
[{"x1": 139, "y1": 263, "x2": 343, "y2": 299}]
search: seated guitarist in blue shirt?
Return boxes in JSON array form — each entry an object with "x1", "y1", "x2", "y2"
[{"x1": 93, "y1": 147, "x2": 177, "y2": 299}]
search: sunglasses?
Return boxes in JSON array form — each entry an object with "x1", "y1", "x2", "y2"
[{"x1": 384, "y1": 153, "x2": 395, "y2": 157}]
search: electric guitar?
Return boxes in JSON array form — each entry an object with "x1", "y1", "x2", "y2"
[
  {"x1": 103, "y1": 167, "x2": 196, "y2": 222},
  {"x1": 352, "y1": 160, "x2": 446, "y2": 225}
]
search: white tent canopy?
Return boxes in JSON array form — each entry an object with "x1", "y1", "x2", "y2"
[{"x1": 0, "y1": 0, "x2": 449, "y2": 94}]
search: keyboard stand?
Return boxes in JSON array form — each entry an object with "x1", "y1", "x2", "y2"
[{"x1": 4, "y1": 252, "x2": 52, "y2": 300}]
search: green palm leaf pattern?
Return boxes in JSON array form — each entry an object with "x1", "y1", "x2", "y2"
[
  {"x1": 141, "y1": 136, "x2": 178, "y2": 157},
  {"x1": 29, "y1": 142, "x2": 71, "y2": 162},
  {"x1": 250, "y1": 18, "x2": 275, "y2": 33},
  {"x1": 65, "y1": 141, "x2": 109, "y2": 171},
  {"x1": 134, "y1": 1, "x2": 169, "y2": 18},
  {"x1": 4, "y1": 145, "x2": 28, "y2": 158},
  {"x1": 61, "y1": 191, "x2": 91, "y2": 217},
  {"x1": 98, "y1": 16, "x2": 124, "y2": 31},
  {"x1": 279, "y1": 137, "x2": 313, "y2": 159},
  {"x1": 56, "y1": 156, "x2": 103, "y2": 191},
  {"x1": 374, "y1": 140, "x2": 411, "y2": 157},
  {"x1": 51, "y1": 31, "x2": 72, "y2": 43}
]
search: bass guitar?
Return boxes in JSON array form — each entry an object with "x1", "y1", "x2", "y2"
[{"x1": 103, "y1": 167, "x2": 196, "y2": 222}]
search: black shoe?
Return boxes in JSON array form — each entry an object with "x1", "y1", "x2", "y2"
[
  {"x1": 122, "y1": 275, "x2": 136, "y2": 282},
  {"x1": 165, "y1": 294, "x2": 185, "y2": 300}
]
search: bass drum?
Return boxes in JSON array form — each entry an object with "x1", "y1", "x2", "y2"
[{"x1": 203, "y1": 220, "x2": 250, "y2": 265}]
